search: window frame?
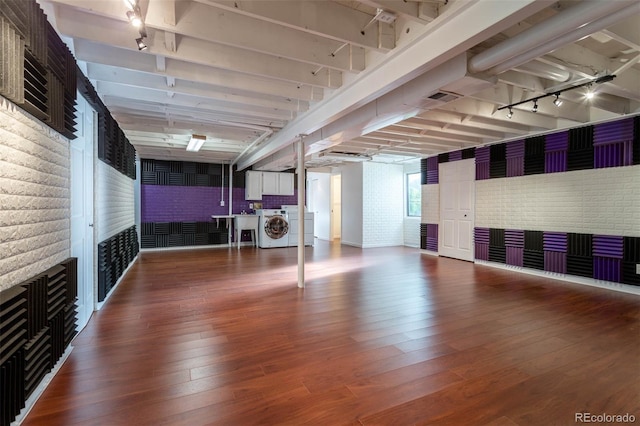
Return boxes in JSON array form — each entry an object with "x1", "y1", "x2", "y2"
[{"x1": 406, "y1": 172, "x2": 421, "y2": 218}]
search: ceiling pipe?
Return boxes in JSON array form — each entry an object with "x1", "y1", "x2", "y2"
[
  {"x1": 487, "y1": 2, "x2": 640, "y2": 76},
  {"x1": 468, "y1": 0, "x2": 635, "y2": 74}
]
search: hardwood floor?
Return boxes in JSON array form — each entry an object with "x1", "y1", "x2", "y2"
[{"x1": 22, "y1": 241, "x2": 640, "y2": 425}]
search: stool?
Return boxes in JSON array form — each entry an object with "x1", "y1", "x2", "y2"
[{"x1": 234, "y1": 215, "x2": 259, "y2": 249}]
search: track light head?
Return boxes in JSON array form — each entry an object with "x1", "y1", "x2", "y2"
[
  {"x1": 531, "y1": 100, "x2": 538, "y2": 113},
  {"x1": 507, "y1": 108, "x2": 513, "y2": 119},
  {"x1": 136, "y1": 37, "x2": 147, "y2": 51},
  {"x1": 127, "y1": 9, "x2": 143, "y2": 27},
  {"x1": 553, "y1": 94, "x2": 563, "y2": 107}
]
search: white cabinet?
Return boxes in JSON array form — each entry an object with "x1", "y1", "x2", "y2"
[
  {"x1": 261, "y1": 172, "x2": 279, "y2": 195},
  {"x1": 278, "y1": 173, "x2": 295, "y2": 196},
  {"x1": 262, "y1": 172, "x2": 295, "y2": 196},
  {"x1": 245, "y1": 170, "x2": 263, "y2": 200}
]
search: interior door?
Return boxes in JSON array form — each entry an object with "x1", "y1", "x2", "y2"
[
  {"x1": 70, "y1": 94, "x2": 95, "y2": 331},
  {"x1": 439, "y1": 159, "x2": 475, "y2": 261}
]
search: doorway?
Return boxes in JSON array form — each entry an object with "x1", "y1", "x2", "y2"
[
  {"x1": 439, "y1": 159, "x2": 475, "y2": 261},
  {"x1": 331, "y1": 174, "x2": 342, "y2": 240},
  {"x1": 70, "y1": 93, "x2": 95, "y2": 331}
]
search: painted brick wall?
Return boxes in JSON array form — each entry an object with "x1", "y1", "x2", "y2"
[
  {"x1": 0, "y1": 97, "x2": 70, "y2": 292},
  {"x1": 362, "y1": 162, "x2": 404, "y2": 248},
  {"x1": 96, "y1": 161, "x2": 135, "y2": 243},
  {"x1": 476, "y1": 166, "x2": 640, "y2": 236}
]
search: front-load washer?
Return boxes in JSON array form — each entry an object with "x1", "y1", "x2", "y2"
[{"x1": 256, "y1": 209, "x2": 289, "y2": 248}]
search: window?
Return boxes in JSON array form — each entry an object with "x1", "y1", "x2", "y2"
[{"x1": 406, "y1": 172, "x2": 421, "y2": 217}]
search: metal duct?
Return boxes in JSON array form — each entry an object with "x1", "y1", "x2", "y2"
[
  {"x1": 468, "y1": 0, "x2": 635, "y2": 73},
  {"x1": 487, "y1": 2, "x2": 640, "y2": 76}
]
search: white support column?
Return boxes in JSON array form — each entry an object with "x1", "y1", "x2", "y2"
[{"x1": 297, "y1": 136, "x2": 305, "y2": 289}]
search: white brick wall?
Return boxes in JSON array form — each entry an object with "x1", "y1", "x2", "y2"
[
  {"x1": 362, "y1": 162, "x2": 404, "y2": 248},
  {"x1": 476, "y1": 166, "x2": 640, "y2": 236},
  {"x1": 422, "y1": 184, "x2": 439, "y2": 224},
  {"x1": 0, "y1": 97, "x2": 70, "y2": 292},
  {"x1": 96, "y1": 160, "x2": 135, "y2": 243}
]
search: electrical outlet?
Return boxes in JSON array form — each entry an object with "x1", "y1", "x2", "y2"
[
  {"x1": 636, "y1": 264, "x2": 640, "y2": 274},
  {"x1": 220, "y1": 200, "x2": 225, "y2": 207}
]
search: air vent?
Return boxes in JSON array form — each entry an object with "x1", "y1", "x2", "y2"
[{"x1": 428, "y1": 92, "x2": 458, "y2": 102}]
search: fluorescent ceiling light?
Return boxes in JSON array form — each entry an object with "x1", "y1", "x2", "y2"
[{"x1": 187, "y1": 135, "x2": 206, "y2": 152}]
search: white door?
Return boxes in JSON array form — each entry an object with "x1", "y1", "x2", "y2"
[
  {"x1": 439, "y1": 159, "x2": 475, "y2": 261},
  {"x1": 70, "y1": 95, "x2": 95, "y2": 331}
]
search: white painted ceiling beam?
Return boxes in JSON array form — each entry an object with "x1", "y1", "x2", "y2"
[
  {"x1": 440, "y1": 98, "x2": 558, "y2": 130},
  {"x1": 120, "y1": 121, "x2": 260, "y2": 142},
  {"x1": 105, "y1": 99, "x2": 288, "y2": 128},
  {"x1": 86, "y1": 64, "x2": 309, "y2": 113},
  {"x1": 95, "y1": 81, "x2": 294, "y2": 122},
  {"x1": 135, "y1": 146, "x2": 236, "y2": 163},
  {"x1": 363, "y1": 132, "x2": 476, "y2": 149},
  {"x1": 378, "y1": 125, "x2": 484, "y2": 144},
  {"x1": 397, "y1": 117, "x2": 508, "y2": 140},
  {"x1": 194, "y1": 0, "x2": 394, "y2": 51},
  {"x1": 73, "y1": 40, "x2": 314, "y2": 102},
  {"x1": 237, "y1": 0, "x2": 553, "y2": 169},
  {"x1": 53, "y1": 7, "x2": 340, "y2": 88},
  {"x1": 356, "y1": 0, "x2": 426, "y2": 23},
  {"x1": 144, "y1": 0, "x2": 365, "y2": 72}
]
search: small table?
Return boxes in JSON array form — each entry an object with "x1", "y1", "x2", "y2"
[{"x1": 211, "y1": 215, "x2": 234, "y2": 245}]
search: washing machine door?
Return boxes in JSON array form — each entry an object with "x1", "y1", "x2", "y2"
[{"x1": 264, "y1": 215, "x2": 289, "y2": 239}]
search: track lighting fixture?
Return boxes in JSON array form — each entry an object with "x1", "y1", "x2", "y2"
[
  {"x1": 125, "y1": 0, "x2": 148, "y2": 51},
  {"x1": 553, "y1": 94, "x2": 563, "y2": 107},
  {"x1": 497, "y1": 74, "x2": 615, "y2": 118},
  {"x1": 136, "y1": 37, "x2": 147, "y2": 51}
]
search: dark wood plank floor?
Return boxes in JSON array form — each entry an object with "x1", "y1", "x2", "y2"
[{"x1": 22, "y1": 241, "x2": 640, "y2": 425}]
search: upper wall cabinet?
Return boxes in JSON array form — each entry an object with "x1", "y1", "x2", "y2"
[
  {"x1": 262, "y1": 172, "x2": 295, "y2": 196},
  {"x1": 245, "y1": 171, "x2": 295, "y2": 199},
  {"x1": 245, "y1": 170, "x2": 263, "y2": 200}
]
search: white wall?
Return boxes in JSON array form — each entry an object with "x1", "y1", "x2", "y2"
[
  {"x1": 422, "y1": 184, "x2": 439, "y2": 224},
  {"x1": 403, "y1": 160, "x2": 421, "y2": 247},
  {"x1": 0, "y1": 97, "x2": 70, "y2": 291},
  {"x1": 307, "y1": 171, "x2": 331, "y2": 240},
  {"x1": 340, "y1": 162, "x2": 363, "y2": 247},
  {"x1": 96, "y1": 161, "x2": 135, "y2": 243},
  {"x1": 476, "y1": 166, "x2": 640, "y2": 236},
  {"x1": 362, "y1": 161, "x2": 404, "y2": 248}
]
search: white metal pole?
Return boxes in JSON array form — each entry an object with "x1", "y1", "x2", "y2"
[{"x1": 297, "y1": 136, "x2": 305, "y2": 288}]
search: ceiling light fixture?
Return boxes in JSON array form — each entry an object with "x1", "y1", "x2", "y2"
[
  {"x1": 186, "y1": 134, "x2": 206, "y2": 152},
  {"x1": 497, "y1": 74, "x2": 615, "y2": 117},
  {"x1": 553, "y1": 94, "x2": 563, "y2": 107},
  {"x1": 135, "y1": 37, "x2": 147, "y2": 51},
  {"x1": 585, "y1": 90, "x2": 595, "y2": 100}
]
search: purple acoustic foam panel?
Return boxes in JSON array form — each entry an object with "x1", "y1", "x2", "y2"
[
  {"x1": 474, "y1": 227, "x2": 490, "y2": 245},
  {"x1": 594, "y1": 141, "x2": 633, "y2": 168},
  {"x1": 426, "y1": 224, "x2": 438, "y2": 239},
  {"x1": 426, "y1": 238, "x2": 438, "y2": 252},
  {"x1": 544, "y1": 232, "x2": 568, "y2": 252},
  {"x1": 544, "y1": 251, "x2": 567, "y2": 273},
  {"x1": 594, "y1": 117, "x2": 634, "y2": 145},
  {"x1": 475, "y1": 146, "x2": 491, "y2": 162},
  {"x1": 507, "y1": 157, "x2": 524, "y2": 177},
  {"x1": 426, "y1": 157, "x2": 439, "y2": 184},
  {"x1": 449, "y1": 150, "x2": 463, "y2": 162},
  {"x1": 545, "y1": 131, "x2": 569, "y2": 152},
  {"x1": 506, "y1": 140, "x2": 525, "y2": 158},
  {"x1": 593, "y1": 256, "x2": 621, "y2": 282},
  {"x1": 475, "y1": 243, "x2": 489, "y2": 261},
  {"x1": 505, "y1": 229, "x2": 525, "y2": 248},
  {"x1": 593, "y1": 235, "x2": 624, "y2": 258},
  {"x1": 476, "y1": 162, "x2": 490, "y2": 180},
  {"x1": 545, "y1": 151, "x2": 568, "y2": 173},
  {"x1": 506, "y1": 247, "x2": 524, "y2": 267}
]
